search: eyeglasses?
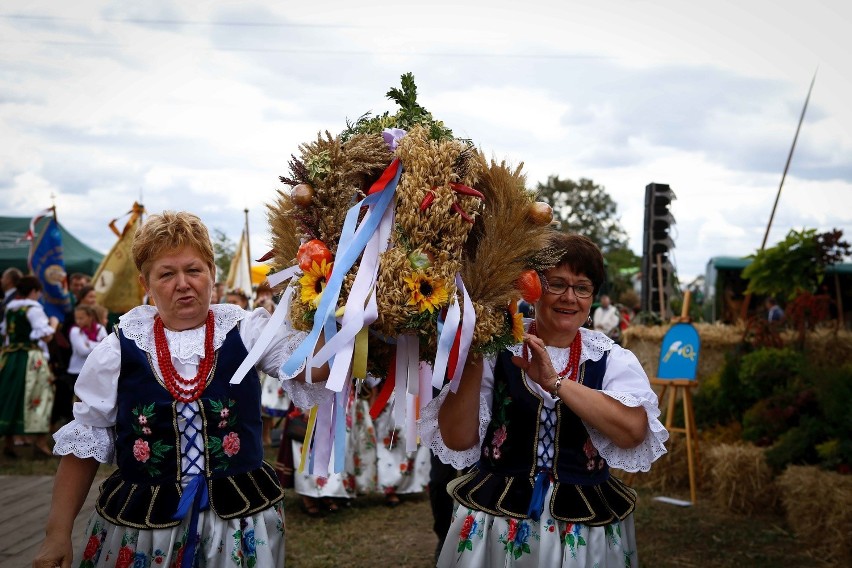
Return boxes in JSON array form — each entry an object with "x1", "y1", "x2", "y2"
[{"x1": 544, "y1": 280, "x2": 594, "y2": 299}]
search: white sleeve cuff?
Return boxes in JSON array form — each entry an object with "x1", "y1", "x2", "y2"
[
  {"x1": 417, "y1": 385, "x2": 491, "y2": 470},
  {"x1": 585, "y1": 390, "x2": 669, "y2": 473},
  {"x1": 280, "y1": 377, "x2": 334, "y2": 411},
  {"x1": 52, "y1": 420, "x2": 116, "y2": 464}
]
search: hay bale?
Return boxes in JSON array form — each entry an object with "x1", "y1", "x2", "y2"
[
  {"x1": 617, "y1": 436, "x2": 694, "y2": 493},
  {"x1": 622, "y1": 323, "x2": 742, "y2": 382},
  {"x1": 705, "y1": 443, "x2": 778, "y2": 514},
  {"x1": 776, "y1": 465, "x2": 852, "y2": 564},
  {"x1": 621, "y1": 324, "x2": 852, "y2": 382}
]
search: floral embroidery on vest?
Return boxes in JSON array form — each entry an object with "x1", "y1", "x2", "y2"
[
  {"x1": 583, "y1": 436, "x2": 606, "y2": 471},
  {"x1": 483, "y1": 380, "x2": 511, "y2": 463},
  {"x1": 130, "y1": 403, "x2": 173, "y2": 476},
  {"x1": 209, "y1": 398, "x2": 241, "y2": 470}
]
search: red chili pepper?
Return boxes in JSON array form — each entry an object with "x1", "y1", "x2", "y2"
[
  {"x1": 451, "y1": 202, "x2": 475, "y2": 223},
  {"x1": 450, "y1": 182, "x2": 485, "y2": 200},
  {"x1": 419, "y1": 191, "x2": 436, "y2": 211}
]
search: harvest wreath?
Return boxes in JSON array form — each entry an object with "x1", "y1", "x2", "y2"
[{"x1": 250, "y1": 74, "x2": 560, "y2": 474}]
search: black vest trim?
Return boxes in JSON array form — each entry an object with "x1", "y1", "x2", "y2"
[
  {"x1": 96, "y1": 462, "x2": 285, "y2": 528},
  {"x1": 451, "y1": 348, "x2": 637, "y2": 524},
  {"x1": 449, "y1": 468, "x2": 636, "y2": 525},
  {"x1": 208, "y1": 462, "x2": 285, "y2": 519}
]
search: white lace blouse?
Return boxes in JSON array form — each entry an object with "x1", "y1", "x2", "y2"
[
  {"x1": 418, "y1": 326, "x2": 669, "y2": 473},
  {"x1": 53, "y1": 303, "x2": 305, "y2": 464}
]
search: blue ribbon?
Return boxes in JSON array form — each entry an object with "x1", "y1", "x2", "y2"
[
  {"x1": 527, "y1": 468, "x2": 551, "y2": 522},
  {"x1": 173, "y1": 475, "x2": 210, "y2": 568},
  {"x1": 281, "y1": 159, "x2": 401, "y2": 376}
]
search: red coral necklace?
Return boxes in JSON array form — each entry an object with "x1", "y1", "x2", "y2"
[
  {"x1": 526, "y1": 321, "x2": 583, "y2": 383},
  {"x1": 153, "y1": 310, "x2": 215, "y2": 403}
]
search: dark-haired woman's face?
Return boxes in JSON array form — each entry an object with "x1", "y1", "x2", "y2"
[
  {"x1": 81, "y1": 290, "x2": 97, "y2": 306},
  {"x1": 534, "y1": 265, "x2": 593, "y2": 345}
]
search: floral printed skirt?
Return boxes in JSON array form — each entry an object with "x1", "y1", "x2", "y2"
[
  {"x1": 348, "y1": 398, "x2": 431, "y2": 496},
  {"x1": 438, "y1": 486, "x2": 638, "y2": 568},
  {"x1": 77, "y1": 501, "x2": 285, "y2": 568},
  {"x1": 0, "y1": 348, "x2": 53, "y2": 435}
]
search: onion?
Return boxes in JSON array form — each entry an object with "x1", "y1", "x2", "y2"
[
  {"x1": 527, "y1": 201, "x2": 553, "y2": 225},
  {"x1": 291, "y1": 183, "x2": 315, "y2": 208}
]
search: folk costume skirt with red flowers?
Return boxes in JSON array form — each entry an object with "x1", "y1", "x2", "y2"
[
  {"x1": 437, "y1": 484, "x2": 638, "y2": 568},
  {"x1": 77, "y1": 501, "x2": 285, "y2": 568}
]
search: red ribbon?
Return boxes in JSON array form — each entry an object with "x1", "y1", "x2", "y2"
[
  {"x1": 367, "y1": 158, "x2": 401, "y2": 195},
  {"x1": 446, "y1": 326, "x2": 463, "y2": 384},
  {"x1": 369, "y1": 352, "x2": 396, "y2": 420}
]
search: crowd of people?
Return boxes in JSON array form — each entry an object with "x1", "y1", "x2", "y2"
[{"x1": 0, "y1": 210, "x2": 672, "y2": 567}]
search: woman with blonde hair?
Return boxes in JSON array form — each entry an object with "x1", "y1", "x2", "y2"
[{"x1": 34, "y1": 211, "x2": 323, "y2": 568}]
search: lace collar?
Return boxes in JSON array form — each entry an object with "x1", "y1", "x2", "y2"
[
  {"x1": 118, "y1": 304, "x2": 246, "y2": 363},
  {"x1": 507, "y1": 325, "x2": 614, "y2": 368}
]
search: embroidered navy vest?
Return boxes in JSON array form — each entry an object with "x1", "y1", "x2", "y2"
[
  {"x1": 449, "y1": 348, "x2": 637, "y2": 525},
  {"x1": 95, "y1": 325, "x2": 284, "y2": 528}
]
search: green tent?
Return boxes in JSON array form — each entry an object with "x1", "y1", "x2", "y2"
[{"x1": 0, "y1": 216, "x2": 104, "y2": 276}]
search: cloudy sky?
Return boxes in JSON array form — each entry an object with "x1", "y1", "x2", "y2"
[{"x1": 2, "y1": 0, "x2": 850, "y2": 284}]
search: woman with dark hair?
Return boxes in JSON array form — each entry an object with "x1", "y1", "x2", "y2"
[
  {"x1": 0, "y1": 275, "x2": 59, "y2": 458},
  {"x1": 422, "y1": 232, "x2": 668, "y2": 567}
]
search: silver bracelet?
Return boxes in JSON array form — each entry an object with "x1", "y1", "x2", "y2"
[{"x1": 551, "y1": 377, "x2": 562, "y2": 400}]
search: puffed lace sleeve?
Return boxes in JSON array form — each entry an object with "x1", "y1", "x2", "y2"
[
  {"x1": 418, "y1": 357, "x2": 495, "y2": 470},
  {"x1": 26, "y1": 302, "x2": 55, "y2": 340},
  {"x1": 588, "y1": 344, "x2": 669, "y2": 472},
  {"x1": 238, "y1": 305, "x2": 333, "y2": 410},
  {"x1": 52, "y1": 333, "x2": 121, "y2": 463}
]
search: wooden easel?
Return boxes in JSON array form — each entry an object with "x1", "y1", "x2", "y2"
[
  {"x1": 651, "y1": 377, "x2": 700, "y2": 503},
  {"x1": 653, "y1": 289, "x2": 700, "y2": 503}
]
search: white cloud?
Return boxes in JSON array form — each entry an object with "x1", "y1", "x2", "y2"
[{"x1": 1, "y1": 0, "x2": 850, "y2": 289}]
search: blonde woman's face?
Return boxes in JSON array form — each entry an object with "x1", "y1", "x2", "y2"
[{"x1": 141, "y1": 247, "x2": 214, "y2": 331}]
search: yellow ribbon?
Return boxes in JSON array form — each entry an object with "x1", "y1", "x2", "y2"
[
  {"x1": 297, "y1": 405, "x2": 319, "y2": 473},
  {"x1": 353, "y1": 326, "x2": 369, "y2": 379}
]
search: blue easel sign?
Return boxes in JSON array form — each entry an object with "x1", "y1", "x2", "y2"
[{"x1": 657, "y1": 323, "x2": 700, "y2": 380}]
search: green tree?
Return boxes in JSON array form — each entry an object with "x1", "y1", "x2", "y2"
[
  {"x1": 212, "y1": 228, "x2": 235, "y2": 282},
  {"x1": 536, "y1": 176, "x2": 639, "y2": 300},
  {"x1": 742, "y1": 228, "x2": 850, "y2": 300}
]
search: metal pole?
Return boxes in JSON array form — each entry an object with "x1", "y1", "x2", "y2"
[
  {"x1": 243, "y1": 208, "x2": 252, "y2": 296},
  {"x1": 760, "y1": 69, "x2": 818, "y2": 250},
  {"x1": 740, "y1": 69, "x2": 817, "y2": 322}
]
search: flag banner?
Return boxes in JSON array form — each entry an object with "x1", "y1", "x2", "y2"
[
  {"x1": 93, "y1": 203, "x2": 146, "y2": 313},
  {"x1": 28, "y1": 214, "x2": 70, "y2": 322},
  {"x1": 226, "y1": 229, "x2": 253, "y2": 301}
]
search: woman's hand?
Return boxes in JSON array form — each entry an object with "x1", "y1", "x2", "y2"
[
  {"x1": 32, "y1": 533, "x2": 72, "y2": 568},
  {"x1": 511, "y1": 333, "x2": 558, "y2": 394}
]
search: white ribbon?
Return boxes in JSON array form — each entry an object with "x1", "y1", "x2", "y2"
[
  {"x1": 431, "y1": 292, "x2": 461, "y2": 390},
  {"x1": 229, "y1": 265, "x2": 299, "y2": 385},
  {"x1": 312, "y1": 197, "x2": 395, "y2": 391},
  {"x1": 448, "y1": 274, "x2": 475, "y2": 393}
]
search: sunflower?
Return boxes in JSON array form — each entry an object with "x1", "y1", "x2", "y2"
[
  {"x1": 403, "y1": 271, "x2": 449, "y2": 313},
  {"x1": 300, "y1": 259, "x2": 333, "y2": 308}
]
